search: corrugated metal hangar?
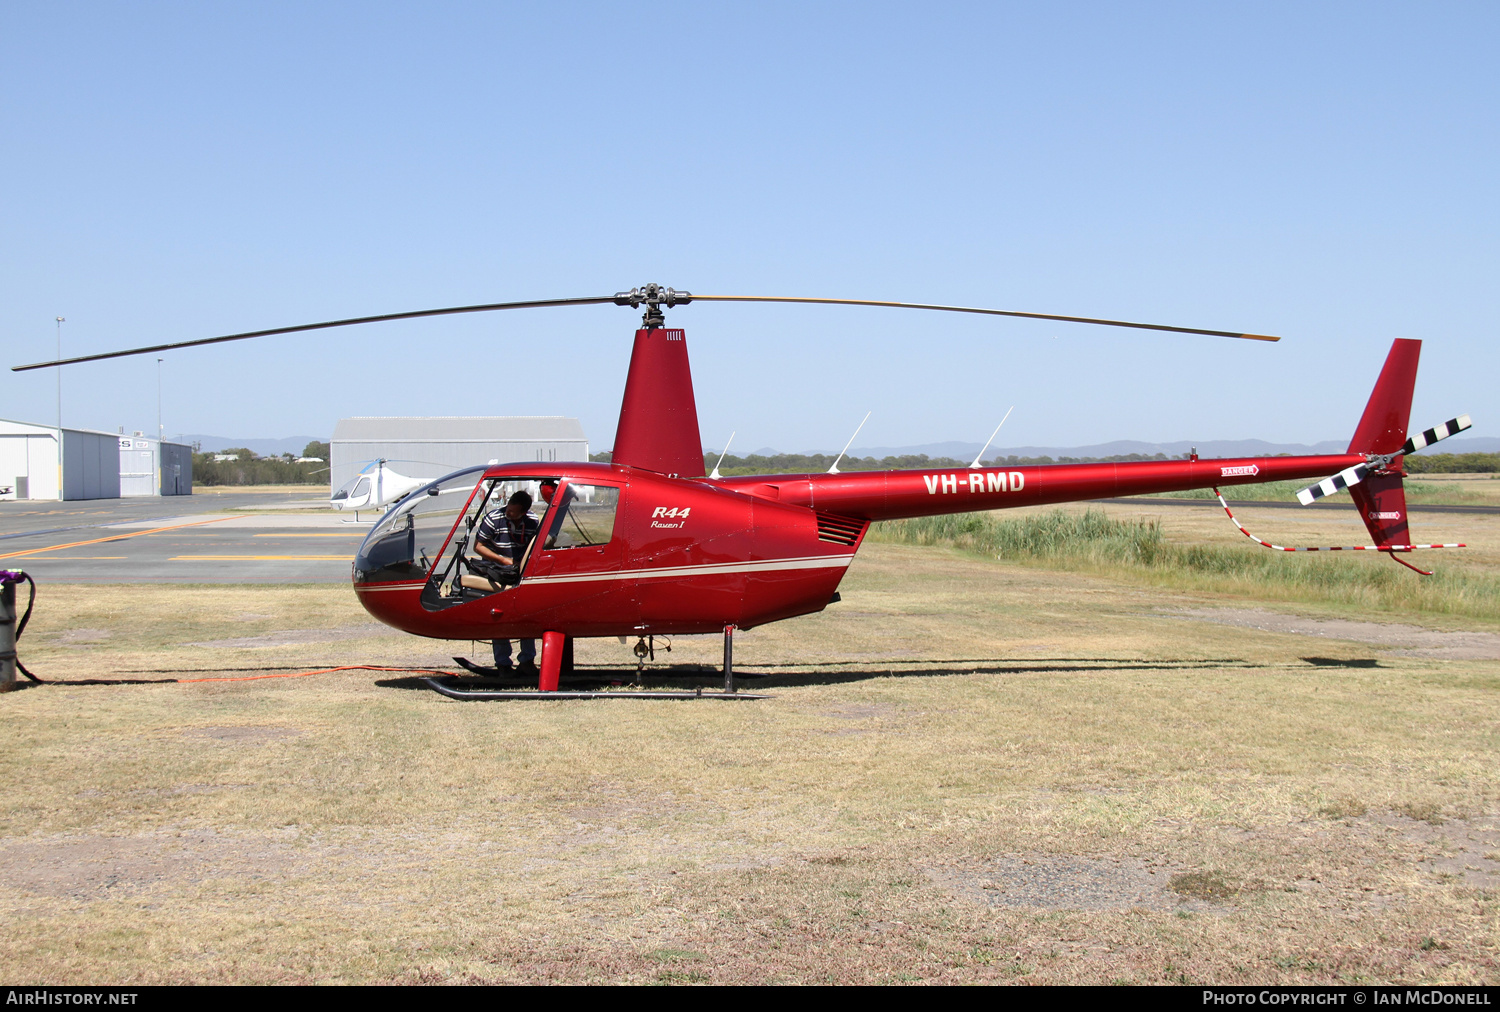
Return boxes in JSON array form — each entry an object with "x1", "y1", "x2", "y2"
[
  {"x1": 118, "y1": 435, "x2": 194, "y2": 497},
  {"x1": 329, "y1": 416, "x2": 589, "y2": 489},
  {"x1": 0, "y1": 418, "x2": 193, "y2": 501}
]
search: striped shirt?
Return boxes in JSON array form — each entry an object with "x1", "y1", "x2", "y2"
[{"x1": 476, "y1": 509, "x2": 538, "y2": 568}]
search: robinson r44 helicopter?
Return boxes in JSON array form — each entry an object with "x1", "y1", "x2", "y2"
[{"x1": 16, "y1": 284, "x2": 1470, "y2": 695}]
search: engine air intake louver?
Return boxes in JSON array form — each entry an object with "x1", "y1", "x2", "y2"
[{"x1": 815, "y1": 513, "x2": 867, "y2": 546}]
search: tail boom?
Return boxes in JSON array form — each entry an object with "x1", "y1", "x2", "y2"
[{"x1": 717, "y1": 453, "x2": 1365, "y2": 522}]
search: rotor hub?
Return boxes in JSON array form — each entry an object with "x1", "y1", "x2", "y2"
[{"x1": 613, "y1": 283, "x2": 692, "y2": 329}]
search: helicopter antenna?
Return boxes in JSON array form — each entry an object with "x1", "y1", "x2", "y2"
[
  {"x1": 970, "y1": 406, "x2": 1014, "y2": 468},
  {"x1": 827, "y1": 412, "x2": 871, "y2": 475},
  {"x1": 709, "y1": 431, "x2": 736, "y2": 480}
]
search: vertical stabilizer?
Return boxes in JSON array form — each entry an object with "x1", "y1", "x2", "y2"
[
  {"x1": 611, "y1": 327, "x2": 705, "y2": 477},
  {"x1": 1348, "y1": 339, "x2": 1421, "y2": 548},
  {"x1": 1350, "y1": 472, "x2": 1412, "y2": 549},
  {"x1": 1348, "y1": 339, "x2": 1421, "y2": 455}
]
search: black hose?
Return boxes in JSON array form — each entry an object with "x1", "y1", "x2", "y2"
[
  {"x1": 12, "y1": 573, "x2": 40, "y2": 682},
  {"x1": 17, "y1": 571, "x2": 35, "y2": 637}
]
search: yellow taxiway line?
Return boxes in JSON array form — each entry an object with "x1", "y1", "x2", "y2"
[
  {"x1": 171, "y1": 555, "x2": 351, "y2": 561},
  {"x1": 0, "y1": 514, "x2": 250, "y2": 560}
]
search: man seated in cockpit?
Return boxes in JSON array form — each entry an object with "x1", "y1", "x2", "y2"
[
  {"x1": 474, "y1": 488, "x2": 540, "y2": 581},
  {"x1": 473, "y1": 489, "x2": 539, "y2": 673}
]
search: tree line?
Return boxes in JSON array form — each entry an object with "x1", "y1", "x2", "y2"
[
  {"x1": 193, "y1": 441, "x2": 330, "y2": 486},
  {"x1": 1404, "y1": 452, "x2": 1500, "y2": 473}
]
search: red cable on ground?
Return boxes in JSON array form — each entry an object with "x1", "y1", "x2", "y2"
[
  {"x1": 33, "y1": 665, "x2": 457, "y2": 686},
  {"x1": 177, "y1": 665, "x2": 454, "y2": 684}
]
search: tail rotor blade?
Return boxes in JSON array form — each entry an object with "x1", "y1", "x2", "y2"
[
  {"x1": 1296, "y1": 463, "x2": 1370, "y2": 505},
  {"x1": 1400, "y1": 414, "x2": 1472, "y2": 456},
  {"x1": 1298, "y1": 415, "x2": 1472, "y2": 505}
]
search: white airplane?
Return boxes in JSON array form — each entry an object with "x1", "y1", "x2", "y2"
[{"x1": 328, "y1": 459, "x2": 425, "y2": 518}]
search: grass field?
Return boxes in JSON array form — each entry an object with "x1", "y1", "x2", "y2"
[
  {"x1": 1131, "y1": 473, "x2": 1500, "y2": 508},
  {"x1": 1, "y1": 507, "x2": 1497, "y2": 984},
  {"x1": 870, "y1": 503, "x2": 1500, "y2": 623}
]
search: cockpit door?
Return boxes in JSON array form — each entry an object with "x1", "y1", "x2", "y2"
[
  {"x1": 518, "y1": 479, "x2": 636, "y2": 630},
  {"x1": 526, "y1": 479, "x2": 626, "y2": 576}
]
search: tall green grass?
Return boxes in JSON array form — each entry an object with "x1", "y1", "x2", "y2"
[
  {"x1": 1134, "y1": 479, "x2": 1318, "y2": 502},
  {"x1": 1133, "y1": 477, "x2": 1500, "y2": 506},
  {"x1": 869, "y1": 509, "x2": 1500, "y2": 621}
]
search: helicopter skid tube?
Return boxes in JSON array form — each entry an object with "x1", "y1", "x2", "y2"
[{"x1": 421, "y1": 678, "x2": 768, "y2": 701}]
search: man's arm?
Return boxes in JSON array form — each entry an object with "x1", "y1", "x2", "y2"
[
  {"x1": 474, "y1": 512, "x2": 515, "y2": 566},
  {"x1": 475, "y1": 541, "x2": 513, "y2": 566}
]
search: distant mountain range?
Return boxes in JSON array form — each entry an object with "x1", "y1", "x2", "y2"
[{"x1": 765, "y1": 435, "x2": 1500, "y2": 460}]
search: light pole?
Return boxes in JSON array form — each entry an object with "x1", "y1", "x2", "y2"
[
  {"x1": 54, "y1": 317, "x2": 64, "y2": 431},
  {"x1": 55, "y1": 317, "x2": 64, "y2": 500},
  {"x1": 157, "y1": 358, "x2": 164, "y2": 442}
]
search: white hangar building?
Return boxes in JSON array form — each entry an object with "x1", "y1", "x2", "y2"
[
  {"x1": 0, "y1": 419, "x2": 195, "y2": 501},
  {"x1": 329, "y1": 416, "x2": 589, "y2": 490},
  {"x1": 0, "y1": 418, "x2": 119, "y2": 501}
]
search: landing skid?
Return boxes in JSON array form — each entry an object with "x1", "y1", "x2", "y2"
[
  {"x1": 422, "y1": 677, "x2": 767, "y2": 701},
  {"x1": 450, "y1": 655, "x2": 767, "y2": 680}
]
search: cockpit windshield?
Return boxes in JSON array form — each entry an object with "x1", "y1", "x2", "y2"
[
  {"x1": 416, "y1": 474, "x2": 557, "y2": 610},
  {"x1": 353, "y1": 466, "x2": 486, "y2": 584},
  {"x1": 331, "y1": 474, "x2": 370, "y2": 502}
]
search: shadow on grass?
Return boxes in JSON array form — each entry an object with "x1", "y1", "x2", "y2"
[
  {"x1": 27, "y1": 655, "x2": 1330, "y2": 692},
  {"x1": 375, "y1": 656, "x2": 1283, "y2": 692}
]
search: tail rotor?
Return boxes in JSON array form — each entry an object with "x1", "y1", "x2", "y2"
[{"x1": 1295, "y1": 414, "x2": 1472, "y2": 505}]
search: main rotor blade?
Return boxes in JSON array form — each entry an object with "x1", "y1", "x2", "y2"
[
  {"x1": 687, "y1": 295, "x2": 1280, "y2": 341},
  {"x1": 10, "y1": 295, "x2": 620, "y2": 371},
  {"x1": 13, "y1": 286, "x2": 1280, "y2": 373}
]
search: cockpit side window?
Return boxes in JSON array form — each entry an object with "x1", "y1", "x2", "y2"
[{"x1": 541, "y1": 483, "x2": 621, "y2": 550}]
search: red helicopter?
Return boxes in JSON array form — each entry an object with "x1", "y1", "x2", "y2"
[{"x1": 16, "y1": 284, "x2": 1470, "y2": 695}]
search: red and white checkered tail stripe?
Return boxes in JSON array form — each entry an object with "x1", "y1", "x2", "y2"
[
  {"x1": 1296, "y1": 464, "x2": 1368, "y2": 505},
  {"x1": 1215, "y1": 489, "x2": 1465, "y2": 553},
  {"x1": 1400, "y1": 413, "x2": 1471, "y2": 456}
]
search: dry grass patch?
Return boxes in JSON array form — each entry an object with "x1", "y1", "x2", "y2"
[{"x1": 2, "y1": 544, "x2": 1498, "y2": 983}]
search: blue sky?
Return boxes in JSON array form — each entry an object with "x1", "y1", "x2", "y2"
[{"x1": 3, "y1": 2, "x2": 1495, "y2": 454}]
